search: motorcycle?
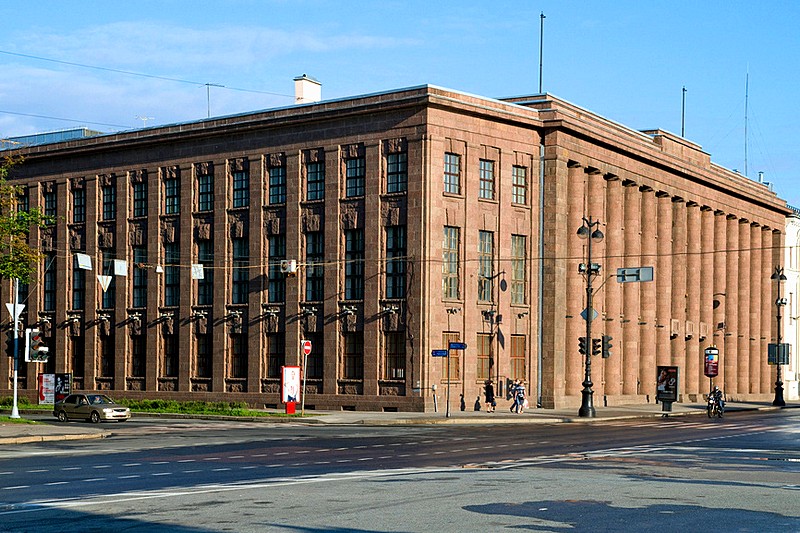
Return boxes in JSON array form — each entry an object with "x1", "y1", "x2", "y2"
[{"x1": 707, "y1": 394, "x2": 724, "y2": 418}]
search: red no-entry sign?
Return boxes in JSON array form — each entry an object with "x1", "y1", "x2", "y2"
[{"x1": 301, "y1": 340, "x2": 312, "y2": 356}]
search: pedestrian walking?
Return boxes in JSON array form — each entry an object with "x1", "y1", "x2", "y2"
[
  {"x1": 515, "y1": 381, "x2": 528, "y2": 413},
  {"x1": 509, "y1": 380, "x2": 520, "y2": 412},
  {"x1": 484, "y1": 380, "x2": 496, "y2": 412}
]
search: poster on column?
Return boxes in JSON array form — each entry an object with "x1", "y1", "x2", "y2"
[
  {"x1": 54, "y1": 373, "x2": 73, "y2": 403},
  {"x1": 655, "y1": 366, "x2": 679, "y2": 403},
  {"x1": 38, "y1": 373, "x2": 55, "y2": 405},
  {"x1": 281, "y1": 366, "x2": 301, "y2": 404}
]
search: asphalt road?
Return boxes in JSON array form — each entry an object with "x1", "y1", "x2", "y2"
[{"x1": 0, "y1": 410, "x2": 798, "y2": 532}]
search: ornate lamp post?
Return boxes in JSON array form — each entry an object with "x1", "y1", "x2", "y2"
[
  {"x1": 771, "y1": 266, "x2": 787, "y2": 407},
  {"x1": 577, "y1": 217, "x2": 604, "y2": 417}
]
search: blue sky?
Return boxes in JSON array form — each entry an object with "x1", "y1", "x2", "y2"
[{"x1": 1, "y1": 1, "x2": 797, "y2": 207}]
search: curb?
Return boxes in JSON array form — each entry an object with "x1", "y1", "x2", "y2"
[{"x1": 0, "y1": 432, "x2": 109, "y2": 445}]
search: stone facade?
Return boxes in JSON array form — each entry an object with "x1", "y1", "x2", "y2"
[{"x1": 1, "y1": 86, "x2": 790, "y2": 411}]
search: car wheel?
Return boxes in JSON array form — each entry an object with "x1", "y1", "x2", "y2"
[
  {"x1": 90, "y1": 411, "x2": 100, "y2": 424},
  {"x1": 57, "y1": 410, "x2": 68, "y2": 423}
]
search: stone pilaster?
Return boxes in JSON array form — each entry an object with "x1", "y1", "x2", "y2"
[
  {"x1": 639, "y1": 187, "x2": 657, "y2": 397},
  {"x1": 724, "y1": 215, "x2": 739, "y2": 394},
  {"x1": 685, "y1": 202, "x2": 701, "y2": 397},
  {"x1": 603, "y1": 174, "x2": 623, "y2": 397},
  {"x1": 655, "y1": 192, "x2": 673, "y2": 368},
  {"x1": 622, "y1": 180, "x2": 641, "y2": 395}
]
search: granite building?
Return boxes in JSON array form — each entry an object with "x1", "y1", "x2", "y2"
[{"x1": 1, "y1": 84, "x2": 790, "y2": 411}]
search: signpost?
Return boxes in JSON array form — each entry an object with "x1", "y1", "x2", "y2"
[
  {"x1": 301, "y1": 340, "x2": 312, "y2": 415},
  {"x1": 446, "y1": 342, "x2": 467, "y2": 418},
  {"x1": 6, "y1": 295, "x2": 24, "y2": 419},
  {"x1": 704, "y1": 346, "x2": 719, "y2": 392}
]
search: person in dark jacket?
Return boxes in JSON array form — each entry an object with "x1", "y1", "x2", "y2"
[{"x1": 484, "y1": 380, "x2": 496, "y2": 412}]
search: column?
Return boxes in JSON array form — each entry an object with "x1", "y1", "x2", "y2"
[
  {"x1": 724, "y1": 214, "x2": 739, "y2": 395},
  {"x1": 603, "y1": 174, "x2": 623, "y2": 397},
  {"x1": 737, "y1": 219, "x2": 751, "y2": 393},
  {"x1": 760, "y1": 227, "x2": 774, "y2": 394},
  {"x1": 685, "y1": 202, "x2": 701, "y2": 397},
  {"x1": 670, "y1": 197, "x2": 687, "y2": 398},
  {"x1": 655, "y1": 192, "x2": 673, "y2": 367},
  {"x1": 565, "y1": 162, "x2": 585, "y2": 397},
  {"x1": 622, "y1": 180, "x2": 641, "y2": 396},
  {"x1": 699, "y1": 207, "x2": 716, "y2": 394},
  {"x1": 749, "y1": 224, "x2": 762, "y2": 393},
  {"x1": 712, "y1": 211, "x2": 727, "y2": 387},
  {"x1": 639, "y1": 187, "x2": 657, "y2": 397},
  {"x1": 587, "y1": 168, "x2": 606, "y2": 397}
]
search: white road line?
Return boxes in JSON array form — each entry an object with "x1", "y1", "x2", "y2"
[
  {"x1": 81, "y1": 478, "x2": 105, "y2": 482},
  {"x1": 151, "y1": 461, "x2": 169, "y2": 465},
  {"x1": 92, "y1": 465, "x2": 111, "y2": 469},
  {"x1": 151, "y1": 473, "x2": 172, "y2": 477},
  {"x1": 3, "y1": 486, "x2": 29, "y2": 490},
  {"x1": 122, "y1": 463, "x2": 141, "y2": 467},
  {"x1": 177, "y1": 459, "x2": 196, "y2": 463},
  {"x1": 230, "y1": 455, "x2": 245, "y2": 459},
  {"x1": 182, "y1": 470, "x2": 202, "y2": 473},
  {"x1": 26, "y1": 469, "x2": 47, "y2": 473},
  {"x1": 212, "y1": 468, "x2": 231, "y2": 472},
  {"x1": 45, "y1": 482, "x2": 68, "y2": 486},
  {"x1": 118, "y1": 475, "x2": 140, "y2": 479}
]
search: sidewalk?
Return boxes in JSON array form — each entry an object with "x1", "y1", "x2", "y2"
[{"x1": 0, "y1": 401, "x2": 792, "y2": 445}]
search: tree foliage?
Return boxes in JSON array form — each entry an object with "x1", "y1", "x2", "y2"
[{"x1": 0, "y1": 156, "x2": 52, "y2": 284}]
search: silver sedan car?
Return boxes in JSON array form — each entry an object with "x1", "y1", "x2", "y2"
[{"x1": 53, "y1": 394, "x2": 131, "y2": 423}]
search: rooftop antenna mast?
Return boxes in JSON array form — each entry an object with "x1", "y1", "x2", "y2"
[
  {"x1": 203, "y1": 83, "x2": 225, "y2": 118},
  {"x1": 681, "y1": 86, "x2": 687, "y2": 137},
  {"x1": 538, "y1": 12, "x2": 546, "y2": 94},
  {"x1": 135, "y1": 115, "x2": 154, "y2": 127},
  {"x1": 744, "y1": 69, "x2": 749, "y2": 177}
]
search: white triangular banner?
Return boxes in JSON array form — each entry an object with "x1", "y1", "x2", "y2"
[{"x1": 97, "y1": 275, "x2": 112, "y2": 292}]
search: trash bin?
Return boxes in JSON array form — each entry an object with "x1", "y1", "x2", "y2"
[{"x1": 285, "y1": 401, "x2": 296, "y2": 414}]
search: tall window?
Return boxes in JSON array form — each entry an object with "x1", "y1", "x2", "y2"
[
  {"x1": 386, "y1": 225, "x2": 406, "y2": 298},
  {"x1": 163, "y1": 333, "x2": 178, "y2": 378},
  {"x1": 387, "y1": 152, "x2": 407, "y2": 193},
  {"x1": 477, "y1": 333, "x2": 491, "y2": 381},
  {"x1": 266, "y1": 333, "x2": 285, "y2": 378},
  {"x1": 343, "y1": 332, "x2": 364, "y2": 379},
  {"x1": 269, "y1": 166, "x2": 286, "y2": 205},
  {"x1": 305, "y1": 332, "x2": 323, "y2": 379},
  {"x1": 479, "y1": 159, "x2": 495, "y2": 200},
  {"x1": 305, "y1": 232, "x2": 324, "y2": 301},
  {"x1": 131, "y1": 335, "x2": 145, "y2": 377},
  {"x1": 164, "y1": 242, "x2": 180, "y2": 307},
  {"x1": 71, "y1": 338, "x2": 85, "y2": 378},
  {"x1": 132, "y1": 246, "x2": 147, "y2": 308},
  {"x1": 232, "y1": 170, "x2": 249, "y2": 208},
  {"x1": 385, "y1": 332, "x2": 405, "y2": 380},
  {"x1": 72, "y1": 255, "x2": 85, "y2": 310},
  {"x1": 510, "y1": 335, "x2": 526, "y2": 382},
  {"x1": 306, "y1": 161, "x2": 325, "y2": 201},
  {"x1": 198, "y1": 174, "x2": 214, "y2": 211},
  {"x1": 101, "y1": 251, "x2": 116, "y2": 309},
  {"x1": 102, "y1": 185, "x2": 116, "y2": 220},
  {"x1": 17, "y1": 189, "x2": 29, "y2": 212},
  {"x1": 230, "y1": 333, "x2": 247, "y2": 379},
  {"x1": 232, "y1": 237, "x2": 249, "y2": 304},
  {"x1": 165, "y1": 178, "x2": 180, "y2": 214},
  {"x1": 478, "y1": 230, "x2": 494, "y2": 302},
  {"x1": 345, "y1": 157, "x2": 365, "y2": 197},
  {"x1": 99, "y1": 335, "x2": 114, "y2": 378},
  {"x1": 345, "y1": 229, "x2": 364, "y2": 300},
  {"x1": 43, "y1": 253, "x2": 56, "y2": 312},
  {"x1": 511, "y1": 234, "x2": 527, "y2": 305},
  {"x1": 72, "y1": 188, "x2": 86, "y2": 223},
  {"x1": 197, "y1": 240, "x2": 214, "y2": 306},
  {"x1": 196, "y1": 333, "x2": 212, "y2": 378},
  {"x1": 442, "y1": 226, "x2": 460, "y2": 299},
  {"x1": 132, "y1": 182, "x2": 147, "y2": 217},
  {"x1": 442, "y1": 332, "x2": 461, "y2": 381},
  {"x1": 43, "y1": 189, "x2": 56, "y2": 219},
  {"x1": 512, "y1": 166, "x2": 528, "y2": 205},
  {"x1": 444, "y1": 153, "x2": 461, "y2": 194},
  {"x1": 268, "y1": 234, "x2": 286, "y2": 303}
]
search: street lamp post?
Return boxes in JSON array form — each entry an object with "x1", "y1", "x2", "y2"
[
  {"x1": 577, "y1": 216, "x2": 604, "y2": 417},
  {"x1": 771, "y1": 266, "x2": 787, "y2": 407}
]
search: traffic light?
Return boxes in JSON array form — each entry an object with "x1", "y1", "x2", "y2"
[
  {"x1": 592, "y1": 337, "x2": 601, "y2": 356},
  {"x1": 25, "y1": 328, "x2": 49, "y2": 363},
  {"x1": 5, "y1": 330, "x2": 17, "y2": 358},
  {"x1": 578, "y1": 336, "x2": 587, "y2": 355},
  {"x1": 602, "y1": 335, "x2": 613, "y2": 359}
]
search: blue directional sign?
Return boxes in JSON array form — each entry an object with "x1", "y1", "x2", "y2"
[
  {"x1": 448, "y1": 342, "x2": 467, "y2": 350},
  {"x1": 431, "y1": 349, "x2": 448, "y2": 357}
]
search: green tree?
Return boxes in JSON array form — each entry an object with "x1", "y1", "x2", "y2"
[{"x1": 0, "y1": 156, "x2": 52, "y2": 284}]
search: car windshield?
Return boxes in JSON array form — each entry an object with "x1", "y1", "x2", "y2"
[{"x1": 87, "y1": 395, "x2": 114, "y2": 405}]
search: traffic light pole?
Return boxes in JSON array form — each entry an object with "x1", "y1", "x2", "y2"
[{"x1": 9, "y1": 278, "x2": 21, "y2": 419}]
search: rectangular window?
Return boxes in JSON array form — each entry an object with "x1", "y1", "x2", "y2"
[
  {"x1": 266, "y1": 333, "x2": 285, "y2": 379},
  {"x1": 232, "y1": 170, "x2": 250, "y2": 208},
  {"x1": 442, "y1": 332, "x2": 461, "y2": 381},
  {"x1": 511, "y1": 234, "x2": 526, "y2": 305},
  {"x1": 163, "y1": 333, "x2": 178, "y2": 378},
  {"x1": 17, "y1": 189, "x2": 29, "y2": 213},
  {"x1": 132, "y1": 246, "x2": 147, "y2": 308},
  {"x1": 305, "y1": 332, "x2": 323, "y2": 379},
  {"x1": 442, "y1": 226, "x2": 460, "y2": 299},
  {"x1": 132, "y1": 182, "x2": 147, "y2": 217},
  {"x1": 70, "y1": 337, "x2": 85, "y2": 378},
  {"x1": 269, "y1": 166, "x2": 286, "y2": 205},
  {"x1": 197, "y1": 240, "x2": 214, "y2": 306},
  {"x1": 343, "y1": 332, "x2": 364, "y2": 379},
  {"x1": 165, "y1": 178, "x2": 180, "y2": 214},
  {"x1": 268, "y1": 234, "x2": 286, "y2": 303},
  {"x1": 306, "y1": 161, "x2": 325, "y2": 201},
  {"x1": 386, "y1": 225, "x2": 406, "y2": 299},
  {"x1": 101, "y1": 251, "x2": 116, "y2": 309},
  {"x1": 385, "y1": 332, "x2": 405, "y2": 380},
  {"x1": 131, "y1": 335, "x2": 145, "y2": 378},
  {"x1": 99, "y1": 335, "x2": 114, "y2": 378},
  {"x1": 43, "y1": 190, "x2": 56, "y2": 219},
  {"x1": 164, "y1": 242, "x2": 180, "y2": 307},
  {"x1": 478, "y1": 230, "x2": 494, "y2": 302},
  {"x1": 305, "y1": 232, "x2": 324, "y2": 301},
  {"x1": 345, "y1": 229, "x2": 364, "y2": 300},
  {"x1": 230, "y1": 333, "x2": 247, "y2": 379},
  {"x1": 197, "y1": 174, "x2": 214, "y2": 212},
  {"x1": 477, "y1": 333, "x2": 491, "y2": 381},
  {"x1": 510, "y1": 335, "x2": 526, "y2": 382},
  {"x1": 387, "y1": 152, "x2": 407, "y2": 193},
  {"x1": 43, "y1": 253, "x2": 56, "y2": 311},
  {"x1": 444, "y1": 153, "x2": 461, "y2": 194},
  {"x1": 72, "y1": 255, "x2": 85, "y2": 310},
  {"x1": 102, "y1": 185, "x2": 116, "y2": 220},
  {"x1": 232, "y1": 237, "x2": 249, "y2": 304},
  {"x1": 345, "y1": 157, "x2": 365, "y2": 197},
  {"x1": 196, "y1": 333, "x2": 212, "y2": 378},
  {"x1": 512, "y1": 166, "x2": 528, "y2": 205},
  {"x1": 479, "y1": 159, "x2": 495, "y2": 200},
  {"x1": 72, "y1": 188, "x2": 86, "y2": 223}
]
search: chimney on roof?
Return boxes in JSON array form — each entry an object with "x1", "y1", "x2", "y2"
[{"x1": 294, "y1": 74, "x2": 321, "y2": 104}]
